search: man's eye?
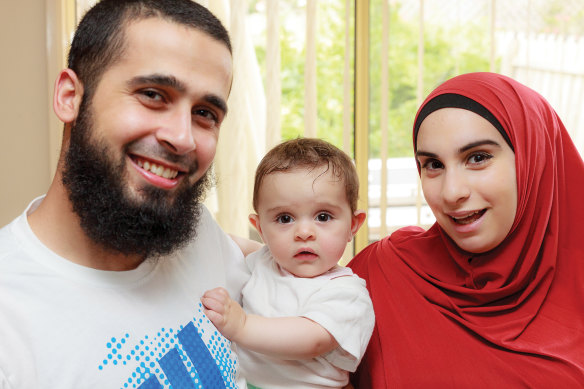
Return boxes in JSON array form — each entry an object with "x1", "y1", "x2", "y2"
[
  {"x1": 316, "y1": 213, "x2": 332, "y2": 222},
  {"x1": 137, "y1": 89, "x2": 167, "y2": 107},
  {"x1": 276, "y1": 215, "x2": 293, "y2": 224},
  {"x1": 194, "y1": 108, "x2": 218, "y2": 122},
  {"x1": 141, "y1": 90, "x2": 163, "y2": 101}
]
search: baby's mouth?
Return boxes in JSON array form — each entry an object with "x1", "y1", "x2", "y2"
[
  {"x1": 451, "y1": 209, "x2": 486, "y2": 225},
  {"x1": 294, "y1": 250, "x2": 317, "y2": 259}
]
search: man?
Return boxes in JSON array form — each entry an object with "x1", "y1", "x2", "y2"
[{"x1": 0, "y1": 0, "x2": 249, "y2": 387}]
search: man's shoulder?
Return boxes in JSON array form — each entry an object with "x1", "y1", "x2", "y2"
[
  {"x1": 0, "y1": 215, "x2": 26, "y2": 265},
  {"x1": 190, "y1": 204, "x2": 222, "y2": 238},
  {"x1": 192, "y1": 205, "x2": 241, "y2": 251},
  {"x1": 172, "y1": 204, "x2": 243, "y2": 265},
  {"x1": 0, "y1": 198, "x2": 43, "y2": 263},
  {"x1": 173, "y1": 204, "x2": 250, "y2": 302}
]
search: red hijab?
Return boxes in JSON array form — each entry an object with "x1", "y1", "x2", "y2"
[{"x1": 349, "y1": 72, "x2": 584, "y2": 387}]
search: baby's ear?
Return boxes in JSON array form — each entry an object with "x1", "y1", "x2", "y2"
[
  {"x1": 349, "y1": 210, "x2": 367, "y2": 240},
  {"x1": 248, "y1": 214, "x2": 263, "y2": 238}
]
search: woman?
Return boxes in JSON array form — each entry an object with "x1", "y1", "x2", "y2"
[{"x1": 348, "y1": 72, "x2": 584, "y2": 387}]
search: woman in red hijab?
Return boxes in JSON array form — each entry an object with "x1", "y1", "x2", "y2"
[{"x1": 348, "y1": 72, "x2": 584, "y2": 387}]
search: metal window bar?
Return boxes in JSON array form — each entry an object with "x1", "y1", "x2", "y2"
[
  {"x1": 305, "y1": 0, "x2": 318, "y2": 138},
  {"x1": 266, "y1": 0, "x2": 282, "y2": 148}
]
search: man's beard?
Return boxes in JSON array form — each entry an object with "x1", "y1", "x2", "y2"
[{"x1": 62, "y1": 99, "x2": 212, "y2": 260}]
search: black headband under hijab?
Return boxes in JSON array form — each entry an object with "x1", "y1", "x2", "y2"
[{"x1": 413, "y1": 93, "x2": 513, "y2": 151}]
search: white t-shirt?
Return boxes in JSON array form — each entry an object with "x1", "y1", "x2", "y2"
[
  {"x1": 238, "y1": 246, "x2": 375, "y2": 389},
  {"x1": 0, "y1": 197, "x2": 250, "y2": 389}
]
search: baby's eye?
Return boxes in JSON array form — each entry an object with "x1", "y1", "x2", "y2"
[
  {"x1": 316, "y1": 213, "x2": 332, "y2": 222},
  {"x1": 276, "y1": 214, "x2": 293, "y2": 224}
]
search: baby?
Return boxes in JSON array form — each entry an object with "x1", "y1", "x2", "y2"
[{"x1": 202, "y1": 138, "x2": 374, "y2": 388}]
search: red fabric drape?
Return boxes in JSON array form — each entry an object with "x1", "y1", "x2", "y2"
[{"x1": 349, "y1": 72, "x2": 584, "y2": 387}]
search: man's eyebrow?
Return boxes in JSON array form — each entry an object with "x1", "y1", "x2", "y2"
[
  {"x1": 128, "y1": 74, "x2": 186, "y2": 93},
  {"x1": 128, "y1": 74, "x2": 228, "y2": 115},
  {"x1": 416, "y1": 139, "x2": 502, "y2": 159},
  {"x1": 203, "y1": 94, "x2": 228, "y2": 116}
]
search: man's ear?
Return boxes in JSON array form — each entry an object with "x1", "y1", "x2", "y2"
[
  {"x1": 349, "y1": 210, "x2": 367, "y2": 241},
  {"x1": 53, "y1": 69, "x2": 84, "y2": 124},
  {"x1": 248, "y1": 213, "x2": 264, "y2": 241}
]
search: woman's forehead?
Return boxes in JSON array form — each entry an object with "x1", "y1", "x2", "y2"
[{"x1": 417, "y1": 108, "x2": 509, "y2": 151}]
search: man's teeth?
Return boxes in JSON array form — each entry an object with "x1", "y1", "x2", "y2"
[{"x1": 137, "y1": 160, "x2": 178, "y2": 179}]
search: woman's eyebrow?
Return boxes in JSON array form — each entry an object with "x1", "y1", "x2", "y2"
[
  {"x1": 458, "y1": 139, "x2": 501, "y2": 153},
  {"x1": 416, "y1": 139, "x2": 501, "y2": 159},
  {"x1": 415, "y1": 150, "x2": 438, "y2": 159}
]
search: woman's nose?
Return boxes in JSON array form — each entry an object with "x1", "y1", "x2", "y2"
[{"x1": 442, "y1": 169, "x2": 471, "y2": 205}]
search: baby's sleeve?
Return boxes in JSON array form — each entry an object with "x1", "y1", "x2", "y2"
[{"x1": 301, "y1": 276, "x2": 375, "y2": 372}]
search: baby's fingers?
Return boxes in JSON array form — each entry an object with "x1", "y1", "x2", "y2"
[
  {"x1": 202, "y1": 287, "x2": 230, "y2": 302},
  {"x1": 201, "y1": 294, "x2": 226, "y2": 314},
  {"x1": 203, "y1": 309, "x2": 224, "y2": 327}
]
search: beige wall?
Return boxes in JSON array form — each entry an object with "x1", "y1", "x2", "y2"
[{"x1": 0, "y1": 0, "x2": 53, "y2": 226}]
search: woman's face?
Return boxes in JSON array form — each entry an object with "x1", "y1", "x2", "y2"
[{"x1": 416, "y1": 108, "x2": 517, "y2": 254}]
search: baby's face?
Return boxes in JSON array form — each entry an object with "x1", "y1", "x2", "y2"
[{"x1": 251, "y1": 166, "x2": 359, "y2": 278}]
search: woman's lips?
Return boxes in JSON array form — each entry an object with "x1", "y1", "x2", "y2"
[{"x1": 451, "y1": 209, "x2": 486, "y2": 225}]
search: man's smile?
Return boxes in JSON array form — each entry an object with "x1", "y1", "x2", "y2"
[
  {"x1": 132, "y1": 155, "x2": 180, "y2": 179},
  {"x1": 128, "y1": 154, "x2": 188, "y2": 189}
]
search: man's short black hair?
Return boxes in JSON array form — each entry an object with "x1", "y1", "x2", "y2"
[{"x1": 67, "y1": 0, "x2": 232, "y2": 100}]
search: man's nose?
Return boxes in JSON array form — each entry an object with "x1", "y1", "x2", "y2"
[{"x1": 156, "y1": 109, "x2": 196, "y2": 155}]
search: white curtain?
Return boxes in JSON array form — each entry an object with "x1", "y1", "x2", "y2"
[{"x1": 204, "y1": 0, "x2": 266, "y2": 238}]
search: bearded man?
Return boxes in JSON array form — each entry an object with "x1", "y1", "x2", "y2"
[{"x1": 0, "y1": 1, "x2": 249, "y2": 387}]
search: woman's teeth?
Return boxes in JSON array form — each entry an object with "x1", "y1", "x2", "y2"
[{"x1": 452, "y1": 210, "x2": 485, "y2": 225}]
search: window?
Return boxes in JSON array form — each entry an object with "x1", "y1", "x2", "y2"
[
  {"x1": 249, "y1": 0, "x2": 584, "y2": 252},
  {"x1": 68, "y1": 0, "x2": 584, "y2": 254}
]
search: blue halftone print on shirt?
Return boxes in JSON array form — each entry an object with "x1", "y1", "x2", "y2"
[{"x1": 98, "y1": 303, "x2": 239, "y2": 388}]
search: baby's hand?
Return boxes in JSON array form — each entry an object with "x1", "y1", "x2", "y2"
[{"x1": 201, "y1": 287, "x2": 247, "y2": 341}]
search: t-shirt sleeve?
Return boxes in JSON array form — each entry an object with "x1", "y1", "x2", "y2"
[
  {"x1": 0, "y1": 366, "x2": 10, "y2": 389},
  {"x1": 243, "y1": 245, "x2": 271, "y2": 273},
  {"x1": 196, "y1": 206, "x2": 251, "y2": 303},
  {"x1": 300, "y1": 276, "x2": 375, "y2": 372}
]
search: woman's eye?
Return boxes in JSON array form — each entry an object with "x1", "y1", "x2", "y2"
[
  {"x1": 276, "y1": 215, "x2": 293, "y2": 224},
  {"x1": 421, "y1": 159, "x2": 443, "y2": 170},
  {"x1": 468, "y1": 152, "x2": 493, "y2": 165},
  {"x1": 316, "y1": 213, "x2": 332, "y2": 222}
]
